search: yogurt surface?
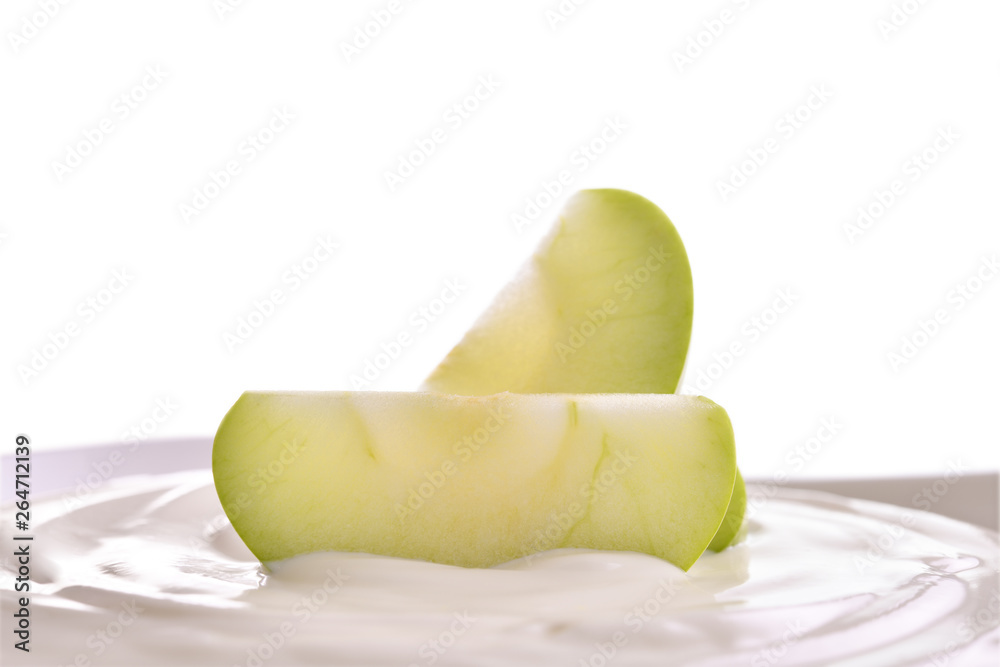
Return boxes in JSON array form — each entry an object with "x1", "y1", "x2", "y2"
[{"x1": 1, "y1": 471, "x2": 998, "y2": 666}]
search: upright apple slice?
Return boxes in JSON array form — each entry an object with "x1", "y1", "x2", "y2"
[
  {"x1": 422, "y1": 188, "x2": 744, "y2": 550},
  {"x1": 213, "y1": 391, "x2": 736, "y2": 570},
  {"x1": 423, "y1": 189, "x2": 693, "y2": 394},
  {"x1": 707, "y1": 469, "x2": 745, "y2": 551}
]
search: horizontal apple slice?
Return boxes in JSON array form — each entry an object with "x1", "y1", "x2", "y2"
[
  {"x1": 213, "y1": 391, "x2": 736, "y2": 570},
  {"x1": 422, "y1": 189, "x2": 693, "y2": 394}
]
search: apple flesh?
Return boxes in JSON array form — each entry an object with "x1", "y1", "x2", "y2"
[
  {"x1": 213, "y1": 391, "x2": 736, "y2": 570},
  {"x1": 422, "y1": 189, "x2": 693, "y2": 395}
]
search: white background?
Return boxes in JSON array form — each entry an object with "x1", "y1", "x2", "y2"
[{"x1": 3, "y1": 0, "x2": 998, "y2": 481}]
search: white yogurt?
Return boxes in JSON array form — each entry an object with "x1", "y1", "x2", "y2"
[{"x1": 2, "y1": 471, "x2": 997, "y2": 666}]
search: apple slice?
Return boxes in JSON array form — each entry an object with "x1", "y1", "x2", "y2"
[
  {"x1": 213, "y1": 391, "x2": 737, "y2": 570},
  {"x1": 422, "y1": 188, "x2": 744, "y2": 550},
  {"x1": 707, "y1": 469, "x2": 745, "y2": 551},
  {"x1": 423, "y1": 189, "x2": 693, "y2": 394}
]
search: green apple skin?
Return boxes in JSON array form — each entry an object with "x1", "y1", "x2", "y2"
[
  {"x1": 213, "y1": 391, "x2": 736, "y2": 571},
  {"x1": 422, "y1": 189, "x2": 693, "y2": 395},
  {"x1": 422, "y1": 188, "x2": 743, "y2": 549},
  {"x1": 707, "y1": 469, "x2": 745, "y2": 551}
]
